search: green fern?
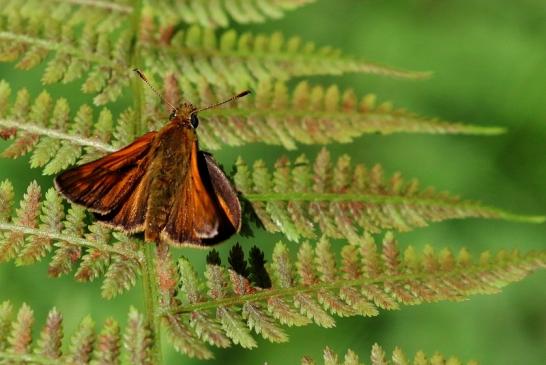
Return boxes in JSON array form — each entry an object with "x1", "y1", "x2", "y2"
[
  {"x1": 151, "y1": 0, "x2": 317, "y2": 28},
  {"x1": 0, "y1": 8, "x2": 424, "y2": 105},
  {"x1": 0, "y1": 302, "x2": 154, "y2": 365},
  {"x1": 235, "y1": 148, "x2": 544, "y2": 241},
  {"x1": 0, "y1": 1, "x2": 543, "y2": 363},
  {"x1": 0, "y1": 79, "x2": 505, "y2": 166},
  {"x1": 301, "y1": 344, "x2": 478, "y2": 365}
]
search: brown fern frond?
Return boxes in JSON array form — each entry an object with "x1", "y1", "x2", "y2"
[
  {"x1": 163, "y1": 233, "x2": 545, "y2": 356},
  {"x1": 235, "y1": 148, "x2": 544, "y2": 241}
]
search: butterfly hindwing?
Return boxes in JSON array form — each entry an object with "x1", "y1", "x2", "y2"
[
  {"x1": 202, "y1": 152, "x2": 241, "y2": 232},
  {"x1": 54, "y1": 131, "x2": 157, "y2": 214},
  {"x1": 161, "y1": 150, "x2": 241, "y2": 247}
]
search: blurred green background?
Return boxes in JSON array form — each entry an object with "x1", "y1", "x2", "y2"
[{"x1": 1, "y1": 0, "x2": 545, "y2": 364}]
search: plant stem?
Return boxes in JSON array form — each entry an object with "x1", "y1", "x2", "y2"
[
  {"x1": 141, "y1": 243, "x2": 163, "y2": 365},
  {"x1": 130, "y1": 0, "x2": 162, "y2": 363}
]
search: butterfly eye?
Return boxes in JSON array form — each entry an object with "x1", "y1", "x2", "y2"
[
  {"x1": 169, "y1": 110, "x2": 177, "y2": 120},
  {"x1": 190, "y1": 113, "x2": 199, "y2": 128}
]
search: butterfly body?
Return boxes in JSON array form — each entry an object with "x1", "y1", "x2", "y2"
[{"x1": 55, "y1": 102, "x2": 242, "y2": 248}]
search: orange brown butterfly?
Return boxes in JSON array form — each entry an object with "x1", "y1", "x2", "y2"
[{"x1": 54, "y1": 70, "x2": 250, "y2": 247}]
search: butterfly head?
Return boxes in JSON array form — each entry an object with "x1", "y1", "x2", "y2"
[{"x1": 170, "y1": 102, "x2": 200, "y2": 129}]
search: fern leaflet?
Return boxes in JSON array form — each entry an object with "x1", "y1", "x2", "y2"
[
  {"x1": 0, "y1": 302, "x2": 153, "y2": 365},
  {"x1": 301, "y1": 344, "x2": 479, "y2": 365},
  {"x1": 0, "y1": 180, "x2": 143, "y2": 299},
  {"x1": 150, "y1": 0, "x2": 317, "y2": 28}
]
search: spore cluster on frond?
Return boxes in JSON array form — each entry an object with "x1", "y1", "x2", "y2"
[
  {"x1": 160, "y1": 232, "x2": 545, "y2": 358},
  {"x1": 0, "y1": 180, "x2": 142, "y2": 299},
  {"x1": 234, "y1": 148, "x2": 542, "y2": 242},
  {"x1": 301, "y1": 344, "x2": 479, "y2": 365},
  {"x1": 0, "y1": 301, "x2": 154, "y2": 365}
]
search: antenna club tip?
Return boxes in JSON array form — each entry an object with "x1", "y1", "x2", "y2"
[
  {"x1": 133, "y1": 68, "x2": 147, "y2": 80},
  {"x1": 238, "y1": 90, "x2": 252, "y2": 98}
]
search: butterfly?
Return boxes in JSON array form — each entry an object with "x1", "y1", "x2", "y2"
[{"x1": 54, "y1": 70, "x2": 250, "y2": 247}]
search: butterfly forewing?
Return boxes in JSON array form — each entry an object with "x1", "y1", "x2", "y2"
[
  {"x1": 54, "y1": 132, "x2": 157, "y2": 214},
  {"x1": 94, "y1": 174, "x2": 151, "y2": 233}
]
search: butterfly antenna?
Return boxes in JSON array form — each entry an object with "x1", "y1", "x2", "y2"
[
  {"x1": 194, "y1": 90, "x2": 251, "y2": 114},
  {"x1": 133, "y1": 69, "x2": 178, "y2": 113}
]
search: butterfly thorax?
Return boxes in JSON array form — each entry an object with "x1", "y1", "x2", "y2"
[{"x1": 144, "y1": 121, "x2": 196, "y2": 242}]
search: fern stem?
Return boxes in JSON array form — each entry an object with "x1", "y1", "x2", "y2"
[
  {"x1": 0, "y1": 222, "x2": 143, "y2": 261},
  {"x1": 54, "y1": 0, "x2": 133, "y2": 13},
  {"x1": 0, "y1": 119, "x2": 116, "y2": 153},
  {"x1": 245, "y1": 193, "x2": 546, "y2": 223},
  {"x1": 170, "y1": 253, "x2": 545, "y2": 314},
  {"x1": 130, "y1": 0, "x2": 162, "y2": 363},
  {"x1": 141, "y1": 243, "x2": 163, "y2": 365}
]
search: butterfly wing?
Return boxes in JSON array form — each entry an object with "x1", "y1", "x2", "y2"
[
  {"x1": 54, "y1": 131, "x2": 157, "y2": 214},
  {"x1": 201, "y1": 152, "x2": 241, "y2": 231},
  {"x1": 161, "y1": 149, "x2": 241, "y2": 247},
  {"x1": 93, "y1": 173, "x2": 151, "y2": 233}
]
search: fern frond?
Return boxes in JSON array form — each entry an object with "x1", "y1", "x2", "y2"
[
  {"x1": 0, "y1": 11, "x2": 424, "y2": 105},
  {"x1": 235, "y1": 148, "x2": 544, "y2": 241},
  {"x1": 0, "y1": 302, "x2": 154, "y2": 365},
  {"x1": 143, "y1": 25, "x2": 429, "y2": 92},
  {"x1": 1, "y1": 0, "x2": 132, "y2": 32},
  {"x1": 0, "y1": 80, "x2": 505, "y2": 172},
  {"x1": 0, "y1": 81, "x2": 133, "y2": 174},
  {"x1": 301, "y1": 344, "x2": 478, "y2": 365},
  {"x1": 147, "y1": 78, "x2": 505, "y2": 150},
  {"x1": 0, "y1": 180, "x2": 143, "y2": 299},
  {"x1": 163, "y1": 233, "x2": 545, "y2": 356},
  {"x1": 0, "y1": 13, "x2": 131, "y2": 104},
  {"x1": 151, "y1": 0, "x2": 316, "y2": 28}
]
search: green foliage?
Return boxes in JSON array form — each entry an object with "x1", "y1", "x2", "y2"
[
  {"x1": 0, "y1": 1, "x2": 543, "y2": 364},
  {"x1": 0, "y1": 80, "x2": 505, "y2": 164},
  {"x1": 301, "y1": 344, "x2": 479, "y2": 365},
  {"x1": 235, "y1": 148, "x2": 544, "y2": 241},
  {"x1": 0, "y1": 302, "x2": 154, "y2": 365},
  {"x1": 152, "y1": 0, "x2": 317, "y2": 28}
]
